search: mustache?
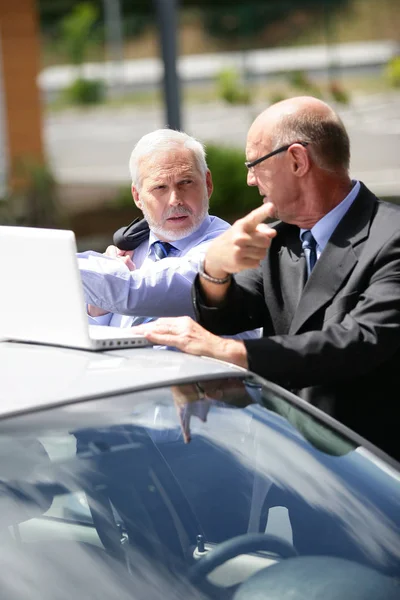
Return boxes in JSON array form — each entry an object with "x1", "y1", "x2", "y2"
[{"x1": 163, "y1": 206, "x2": 193, "y2": 219}]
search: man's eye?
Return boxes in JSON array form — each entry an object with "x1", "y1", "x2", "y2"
[
  {"x1": 154, "y1": 185, "x2": 166, "y2": 191},
  {"x1": 180, "y1": 180, "x2": 192, "y2": 185}
]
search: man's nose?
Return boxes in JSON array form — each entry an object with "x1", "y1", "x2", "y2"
[
  {"x1": 169, "y1": 189, "x2": 183, "y2": 205},
  {"x1": 247, "y1": 169, "x2": 256, "y2": 186}
]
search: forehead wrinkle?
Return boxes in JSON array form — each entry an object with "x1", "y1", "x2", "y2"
[
  {"x1": 140, "y1": 151, "x2": 200, "y2": 186},
  {"x1": 146, "y1": 165, "x2": 198, "y2": 187},
  {"x1": 246, "y1": 136, "x2": 268, "y2": 163},
  {"x1": 247, "y1": 107, "x2": 282, "y2": 154}
]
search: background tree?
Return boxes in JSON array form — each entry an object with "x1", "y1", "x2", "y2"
[
  {"x1": 38, "y1": 0, "x2": 354, "y2": 62},
  {"x1": 59, "y1": 2, "x2": 105, "y2": 104},
  {"x1": 60, "y1": 1, "x2": 99, "y2": 68}
]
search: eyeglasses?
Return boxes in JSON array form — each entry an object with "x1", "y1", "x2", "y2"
[{"x1": 245, "y1": 142, "x2": 309, "y2": 170}]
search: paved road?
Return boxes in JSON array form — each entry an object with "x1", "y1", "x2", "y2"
[{"x1": 45, "y1": 91, "x2": 400, "y2": 203}]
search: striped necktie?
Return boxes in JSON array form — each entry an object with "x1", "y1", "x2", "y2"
[
  {"x1": 301, "y1": 230, "x2": 317, "y2": 277},
  {"x1": 153, "y1": 241, "x2": 174, "y2": 260}
]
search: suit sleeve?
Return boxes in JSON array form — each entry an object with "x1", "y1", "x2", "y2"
[{"x1": 193, "y1": 265, "x2": 273, "y2": 334}]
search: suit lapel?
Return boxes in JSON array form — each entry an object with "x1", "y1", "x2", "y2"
[
  {"x1": 289, "y1": 183, "x2": 377, "y2": 334},
  {"x1": 264, "y1": 224, "x2": 306, "y2": 334}
]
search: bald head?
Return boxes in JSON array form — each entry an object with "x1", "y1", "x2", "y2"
[
  {"x1": 248, "y1": 96, "x2": 350, "y2": 173},
  {"x1": 251, "y1": 96, "x2": 335, "y2": 128}
]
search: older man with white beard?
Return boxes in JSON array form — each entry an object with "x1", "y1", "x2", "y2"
[{"x1": 77, "y1": 129, "x2": 259, "y2": 339}]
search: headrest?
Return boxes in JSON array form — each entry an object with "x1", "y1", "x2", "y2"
[{"x1": 0, "y1": 438, "x2": 54, "y2": 527}]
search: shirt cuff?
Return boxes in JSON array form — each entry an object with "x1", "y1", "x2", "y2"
[{"x1": 87, "y1": 308, "x2": 112, "y2": 326}]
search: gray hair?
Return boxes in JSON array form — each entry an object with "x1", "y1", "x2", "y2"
[
  {"x1": 271, "y1": 109, "x2": 350, "y2": 173},
  {"x1": 129, "y1": 129, "x2": 208, "y2": 188}
]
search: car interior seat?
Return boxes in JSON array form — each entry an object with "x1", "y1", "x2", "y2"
[{"x1": 74, "y1": 424, "x2": 205, "y2": 569}]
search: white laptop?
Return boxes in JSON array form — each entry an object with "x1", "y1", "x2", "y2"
[{"x1": 0, "y1": 226, "x2": 153, "y2": 351}]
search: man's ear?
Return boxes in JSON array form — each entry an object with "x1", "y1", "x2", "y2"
[
  {"x1": 206, "y1": 169, "x2": 213, "y2": 199},
  {"x1": 288, "y1": 144, "x2": 310, "y2": 177},
  {"x1": 132, "y1": 184, "x2": 143, "y2": 210}
]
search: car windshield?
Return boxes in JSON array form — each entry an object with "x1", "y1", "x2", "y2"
[{"x1": 0, "y1": 376, "x2": 399, "y2": 600}]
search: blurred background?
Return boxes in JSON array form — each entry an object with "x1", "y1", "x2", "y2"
[{"x1": 0, "y1": 0, "x2": 399, "y2": 249}]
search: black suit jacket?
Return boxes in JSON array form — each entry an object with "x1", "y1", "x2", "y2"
[{"x1": 194, "y1": 183, "x2": 400, "y2": 460}]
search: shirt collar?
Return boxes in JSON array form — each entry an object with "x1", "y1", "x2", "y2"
[
  {"x1": 148, "y1": 214, "x2": 211, "y2": 254},
  {"x1": 300, "y1": 180, "x2": 360, "y2": 252}
]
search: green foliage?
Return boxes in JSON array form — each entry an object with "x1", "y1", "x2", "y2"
[
  {"x1": 60, "y1": 2, "x2": 99, "y2": 66},
  {"x1": 287, "y1": 70, "x2": 311, "y2": 90},
  {"x1": 203, "y1": 4, "x2": 281, "y2": 40},
  {"x1": 58, "y1": 3, "x2": 104, "y2": 105},
  {"x1": 0, "y1": 159, "x2": 66, "y2": 228},
  {"x1": 115, "y1": 185, "x2": 135, "y2": 208},
  {"x1": 205, "y1": 144, "x2": 261, "y2": 221},
  {"x1": 286, "y1": 70, "x2": 322, "y2": 96},
  {"x1": 385, "y1": 56, "x2": 400, "y2": 88},
  {"x1": 201, "y1": 0, "x2": 349, "y2": 42},
  {"x1": 328, "y1": 80, "x2": 350, "y2": 104},
  {"x1": 267, "y1": 89, "x2": 288, "y2": 104},
  {"x1": 216, "y1": 68, "x2": 250, "y2": 105},
  {"x1": 63, "y1": 77, "x2": 105, "y2": 105},
  {"x1": 123, "y1": 13, "x2": 151, "y2": 38}
]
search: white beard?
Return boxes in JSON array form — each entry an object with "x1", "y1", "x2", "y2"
[{"x1": 141, "y1": 195, "x2": 209, "y2": 241}]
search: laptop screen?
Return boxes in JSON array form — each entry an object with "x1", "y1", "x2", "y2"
[{"x1": 0, "y1": 226, "x2": 93, "y2": 347}]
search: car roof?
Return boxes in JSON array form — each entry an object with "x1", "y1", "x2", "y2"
[{"x1": 0, "y1": 340, "x2": 246, "y2": 420}]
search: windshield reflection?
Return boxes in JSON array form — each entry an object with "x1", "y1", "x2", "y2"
[{"x1": 0, "y1": 376, "x2": 399, "y2": 600}]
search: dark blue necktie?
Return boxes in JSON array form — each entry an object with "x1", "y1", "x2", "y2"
[
  {"x1": 131, "y1": 241, "x2": 175, "y2": 326},
  {"x1": 153, "y1": 241, "x2": 174, "y2": 260},
  {"x1": 301, "y1": 230, "x2": 317, "y2": 276}
]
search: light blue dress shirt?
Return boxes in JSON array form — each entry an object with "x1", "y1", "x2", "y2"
[
  {"x1": 78, "y1": 214, "x2": 261, "y2": 339},
  {"x1": 300, "y1": 180, "x2": 360, "y2": 276}
]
